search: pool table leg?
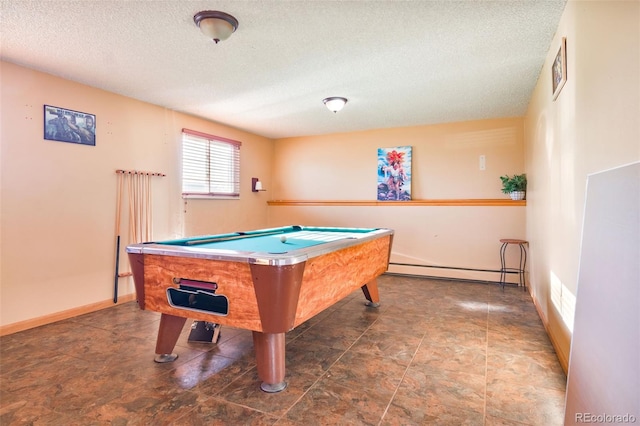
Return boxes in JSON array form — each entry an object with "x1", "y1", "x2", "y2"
[
  {"x1": 154, "y1": 313, "x2": 187, "y2": 363},
  {"x1": 252, "y1": 331, "x2": 287, "y2": 393},
  {"x1": 361, "y1": 278, "x2": 381, "y2": 308}
]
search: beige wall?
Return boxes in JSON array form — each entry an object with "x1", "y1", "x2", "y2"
[
  {"x1": 269, "y1": 118, "x2": 527, "y2": 282},
  {"x1": 272, "y1": 119, "x2": 525, "y2": 200},
  {"x1": 0, "y1": 61, "x2": 273, "y2": 331},
  {"x1": 524, "y1": 0, "x2": 640, "y2": 369}
]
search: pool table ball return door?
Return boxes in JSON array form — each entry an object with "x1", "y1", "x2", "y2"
[{"x1": 127, "y1": 226, "x2": 394, "y2": 393}]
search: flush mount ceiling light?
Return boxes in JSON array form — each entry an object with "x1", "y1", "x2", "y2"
[
  {"x1": 323, "y1": 97, "x2": 348, "y2": 113},
  {"x1": 194, "y1": 11, "x2": 238, "y2": 44}
]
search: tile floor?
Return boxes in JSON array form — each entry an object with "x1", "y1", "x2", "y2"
[{"x1": 0, "y1": 275, "x2": 566, "y2": 425}]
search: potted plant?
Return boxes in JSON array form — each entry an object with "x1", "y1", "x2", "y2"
[{"x1": 500, "y1": 174, "x2": 527, "y2": 200}]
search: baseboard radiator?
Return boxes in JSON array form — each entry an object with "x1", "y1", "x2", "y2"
[{"x1": 385, "y1": 262, "x2": 520, "y2": 286}]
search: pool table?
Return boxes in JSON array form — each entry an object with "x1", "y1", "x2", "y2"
[{"x1": 126, "y1": 225, "x2": 394, "y2": 392}]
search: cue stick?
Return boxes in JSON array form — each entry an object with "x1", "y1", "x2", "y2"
[
  {"x1": 145, "y1": 173, "x2": 152, "y2": 241},
  {"x1": 113, "y1": 171, "x2": 125, "y2": 303},
  {"x1": 183, "y1": 229, "x2": 286, "y2": 245},
  {"x1": 128, "y1": 172, "x2": 138, "y2": 243}
]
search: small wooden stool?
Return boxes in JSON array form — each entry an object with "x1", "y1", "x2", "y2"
[{"x1": 499, "y1": 239, "x2": 528, "y2": 291}]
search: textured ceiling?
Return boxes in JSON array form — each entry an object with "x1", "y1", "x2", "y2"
[{"x1": 0, "y1": 0, "x2": 566, "y2": 139}]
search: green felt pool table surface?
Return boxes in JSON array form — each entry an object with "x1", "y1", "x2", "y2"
[{"x1": 157, "y1": 225, "x2": 377, "y2": 254}]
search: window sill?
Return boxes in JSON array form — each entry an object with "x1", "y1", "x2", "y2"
[{"x1": 182, "y1": 194, "x2": 240, "y2": 200}]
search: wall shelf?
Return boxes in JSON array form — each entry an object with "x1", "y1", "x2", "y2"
[{"x1": 267, "y1": 199, "x2": 526, "y2": 207}]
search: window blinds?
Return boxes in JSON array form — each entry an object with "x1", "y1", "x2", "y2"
[{"x1": 182, "y1": 129, "x2": 241, "y2": 197}]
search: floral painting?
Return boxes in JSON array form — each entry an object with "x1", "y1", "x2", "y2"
[{"x1": 377, "y1": 146, "x2": 412, "y2": 201}]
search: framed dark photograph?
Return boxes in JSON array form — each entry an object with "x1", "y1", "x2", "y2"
[
  {"x1": 44, "y1": 105, "x2": 96, "y2": 146},
  {"x1": 552, "y1": 37, "x2": 567, "y2": 101}
]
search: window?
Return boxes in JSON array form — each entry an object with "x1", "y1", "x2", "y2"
[{"x1": 182, "y1": 129, "x2": 241, "y2": 198}]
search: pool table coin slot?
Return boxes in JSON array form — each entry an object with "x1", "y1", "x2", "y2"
[{"x1": 173, "y1": 277, "x2": 218, "y2": 292}]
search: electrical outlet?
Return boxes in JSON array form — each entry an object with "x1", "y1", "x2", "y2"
[{"x1": 479, "y1": 155, "x2": 486, "y2": 170}]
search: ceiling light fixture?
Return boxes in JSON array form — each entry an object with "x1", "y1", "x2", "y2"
[
  {"x1": 323, "y1": 97, "x2": 348, "y2": 113},
  {"x1": 194, "y1": 11, "x2": 238, "y2": 44}
]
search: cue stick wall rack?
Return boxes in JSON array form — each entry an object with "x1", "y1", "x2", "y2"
[
  {"x1": 116, "y1": 169, "x2": 166, "y2": 177},
  {"x1": 113, "y1": 169, "x2": 165, "y2": 303}
]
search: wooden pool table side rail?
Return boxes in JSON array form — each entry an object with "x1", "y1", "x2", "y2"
[{"x1": 292, "y1": 235, "x2": 392, "y2": 326}]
